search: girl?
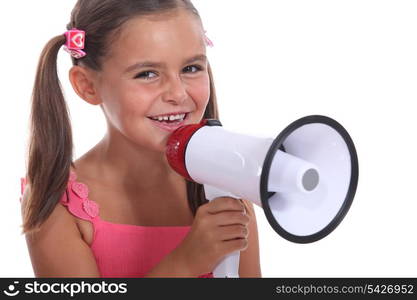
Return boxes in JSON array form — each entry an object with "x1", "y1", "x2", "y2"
[{"x1": 20, "y1": 0, "x2": 261, "y2": 278}]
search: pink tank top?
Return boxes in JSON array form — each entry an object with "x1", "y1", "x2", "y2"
[{"x1": 20, "y1": 171, "x2": 213, "y2": 278}]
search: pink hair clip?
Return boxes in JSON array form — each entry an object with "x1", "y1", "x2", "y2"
[
  {"x1": 63, "y1": 28, "x2": 86, "y2": 59},
  {"x1": 204, "y1": 30, "x2": 214, "y2": 48}
]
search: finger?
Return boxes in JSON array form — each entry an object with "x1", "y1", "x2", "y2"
[
  {"x1": 217, "y1": 225, "x2": 248, "y2": 241},
  {"x1": 221, "y1": 238, "x2": 249, "y2": 254},
  {"x1": 239, "y1": 199, "x2": 247, "y2": 215},
  {"x1": 206, "y1": 197, "x2": 245, "y2": 214},
  {"x1": 212, "y1": 211, "x2": 250, "y2": 227}
]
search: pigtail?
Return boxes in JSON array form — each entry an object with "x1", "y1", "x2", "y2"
[{"x1": 22, "y1": 35, "x2": 74, "y2": 234}]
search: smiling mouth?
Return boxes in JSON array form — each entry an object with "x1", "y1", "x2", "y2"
[
  {"x1": 146, "y1": 112, "x2": 191, "y2": 133},
  {"x1": 147, "y1": 112, "x2": 189, "y2": 124}
]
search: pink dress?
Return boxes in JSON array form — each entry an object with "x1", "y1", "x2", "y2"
[{"x1": 20, "y1": 171, "x2": 213, "y2": 278}]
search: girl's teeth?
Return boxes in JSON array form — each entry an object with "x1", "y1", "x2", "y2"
[{"x1": 150, "y1": 113, "x2": 186, "y2": 122}]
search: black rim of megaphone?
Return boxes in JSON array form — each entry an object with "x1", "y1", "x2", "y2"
[{"x1": 260, "y1": 115, "x2": 359, "y2": 244}]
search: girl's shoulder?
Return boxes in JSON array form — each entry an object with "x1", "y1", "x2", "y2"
[{"x1": 20, "y1": 172, "x2": 100, "y2": 276}]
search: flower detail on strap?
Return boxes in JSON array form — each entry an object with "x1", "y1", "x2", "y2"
[
  {"x1": 71, "y1": 181, "x2": 89, "y2": 199},
  {"x1": 82, "y1": 199, "x2": 99, "y2": 218},
  {"x1": 57, "y1": 170, "x2": 100, "y2": 222}
]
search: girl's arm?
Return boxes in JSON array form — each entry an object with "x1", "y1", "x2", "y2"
[
  {"x1": 22, "y1": 187, "x2": 100, "y2": 277},
  {"x1": 147, "y1": 198, "x2": 262, "y2": 278},
  {"x1": 238, "y1": 199, "x2": 262, "y2": 277}
]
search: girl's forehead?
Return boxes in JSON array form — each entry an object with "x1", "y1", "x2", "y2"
[{"x1": 107, "y1": 10, "x2": 205, "y2": 63}]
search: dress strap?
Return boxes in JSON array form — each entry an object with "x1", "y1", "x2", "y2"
[
  {"x1": 19, "y1": 171, "x2": 100, "y2": 222},
  {"x1": 60, "y1": 171, "x2": 100, "y2": 222}
]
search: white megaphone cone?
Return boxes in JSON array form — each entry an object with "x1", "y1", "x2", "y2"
[{"x1": 166, "y1": 115, "x2": 359, "y2": 278}]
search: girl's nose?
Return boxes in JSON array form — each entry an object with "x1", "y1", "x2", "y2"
[{"x1": 161, "y1": 75, "x2": 187, "y2": 104}]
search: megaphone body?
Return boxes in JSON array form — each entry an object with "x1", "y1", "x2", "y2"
[{"x1": 166, "y1": 115, "x2": 358, "y2": 278}]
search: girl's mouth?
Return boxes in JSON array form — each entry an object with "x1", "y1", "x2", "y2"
[{"x1": 147, "y1": 112, "x2": 190, "y2": 132}]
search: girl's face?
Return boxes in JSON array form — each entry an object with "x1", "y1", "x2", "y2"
[{"x1": 95, "y1": 9, "x2": 210, "y2": 153}]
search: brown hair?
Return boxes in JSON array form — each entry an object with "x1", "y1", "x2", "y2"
[{"x1": 22, "y1": 0, "x2": 219, "y2": 234}]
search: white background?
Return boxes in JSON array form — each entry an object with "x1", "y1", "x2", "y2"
[{"x1": 1, "y1": 0, "x2": 416, "y2": 277}]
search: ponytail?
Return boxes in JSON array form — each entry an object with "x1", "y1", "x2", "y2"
[{"x1": 22, "y1": 35, "x2": 75, "y2": 234}]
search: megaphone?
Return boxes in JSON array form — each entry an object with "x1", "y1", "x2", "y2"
[{"x1": 166, "y1": 115, "x2": 358, "y2": 278}]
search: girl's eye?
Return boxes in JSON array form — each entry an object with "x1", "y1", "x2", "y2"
[
  {"x1": 134, "y1": 65, "x2": 203, "y2": 80},
  {"x1": 135, "y1": 71, "x2": 157, "y2": 80},
  {"x1": 183, "y1": 65, "x2": 203, "y2": 73}
]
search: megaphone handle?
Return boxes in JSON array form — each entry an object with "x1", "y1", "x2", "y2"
[
  {"x1": 203, "y1": 184, "x2": 240, "y2": 202},
  {"x1": 204, "y1": 184, "x2": 241, "y2": 278},
  {"x1": 213, "y1": 251, "x2": 240, "y2": 278}
]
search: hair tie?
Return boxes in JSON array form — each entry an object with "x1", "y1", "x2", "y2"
[
  {"x1": 204, "y1": 30, "x2": 214, "y2": 48},
  {"x1": 63, "y1": 28, "x2": 86, "y2": 59}
]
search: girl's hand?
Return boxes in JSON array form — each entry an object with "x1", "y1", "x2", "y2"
[{"x1": 174, "y1": 196, "x2": 250, "y2": 276}]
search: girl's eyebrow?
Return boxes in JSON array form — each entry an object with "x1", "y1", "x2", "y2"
[{"x1": 124, "y1": 54, "x2": 207, "y2": 73}]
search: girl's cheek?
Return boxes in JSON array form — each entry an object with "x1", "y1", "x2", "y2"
[
  {"x1": 126, "y1": 85, "x2": 159, "y2": 109},
  {"x1": 189, "y1": 77, "x2": 210, "y2": 104}
]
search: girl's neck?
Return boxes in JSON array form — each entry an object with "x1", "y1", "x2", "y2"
[{"x1": 74, "y1": 131, "x2": 182, "y2": 192}]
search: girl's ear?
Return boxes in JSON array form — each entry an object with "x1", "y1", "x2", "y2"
[{"x1": 68, "y1": 66, "x2": 102, "y2": 105}]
